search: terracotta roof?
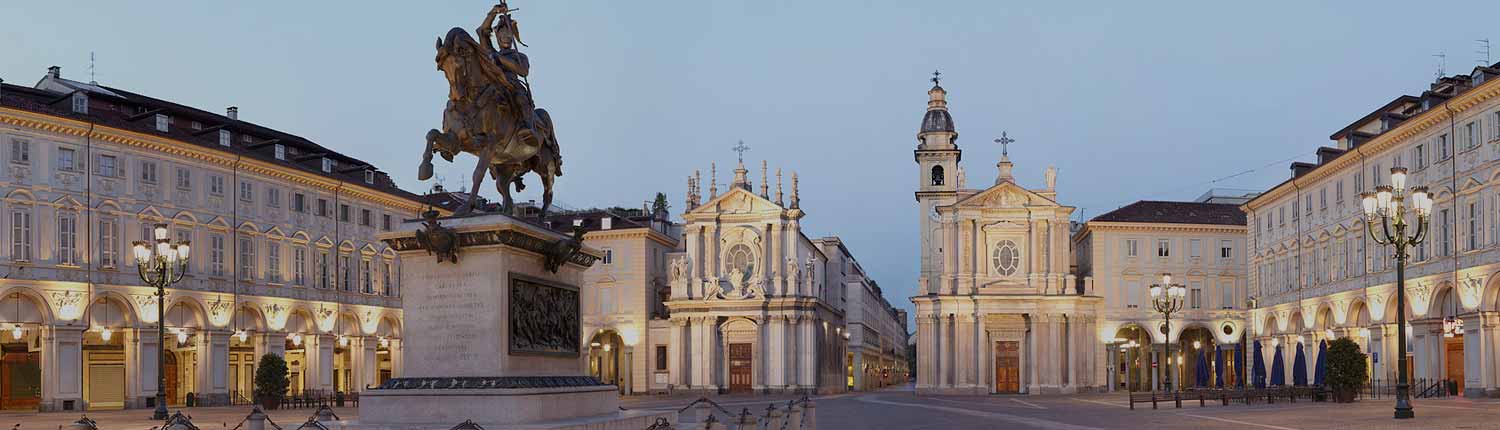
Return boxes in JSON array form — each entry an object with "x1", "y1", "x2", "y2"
[{"x1": 1090, "y1": 201, "x2": 1246, "y2": 226}]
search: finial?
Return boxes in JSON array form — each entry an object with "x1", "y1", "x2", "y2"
[
  {"x1": 760, "y1": 160, "x2": 769, "y2": 198},
  {"x1": 931, "y1": 69, "x2": 941, "y2": 86},
  {"x1": 710, "y1": 163, "x2": 718, "y2": 198},
  {"x1": 995, "y1": 132, "x2": 1015, "y2": 157},
  {"x1": 790, "y1": 172, "x2": 800, "y2": 209},
  {"x1": 776, "y1": 168, "x2": 784, "y2": 206}
]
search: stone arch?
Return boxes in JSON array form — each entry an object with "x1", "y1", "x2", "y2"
[
  {"x1": 1286, "y1": 310, "x2": 1305, "y2": 334},
  {"x1": 3, "y1": 189, "x2": 36, "y2": 202},
  {"x1": 1433, "y1": 286, "x2": 1462, "y2": 319},
  {"x1": 1263, "y1": 313, "x2": 1280, "y2": 336},
  {"x1": 335, "y1": 313, "x2": 361, "y2": 337},
  {"x1": 163, "y1": 296, "x2": 207, "y2": 329},
  {"x1": 284, "y1": 308, "x2": 315, "y2": 334},
  {"x1": 85, "y1": 292, "x2": 136, "y2": 330},
  {"x1": 232, "y1": 303, "x2": 267, "y2": 333},
  {"x1": 0, "y1": 287, "x2": 52, "y2": 325},
  {"x1": 376, "y1": 316, "x2": 401, "y2": 338},
  {"x1": 1346, "y1": 299, "x2": 1372, "y2": 328},
  {"x1": 1313, "y1": 303, "x2": 1335, "y2": 331}
]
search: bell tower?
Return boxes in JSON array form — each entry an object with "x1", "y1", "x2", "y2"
[{"x1": 914, "y1": 71, "x2": 961, "y2": 293}]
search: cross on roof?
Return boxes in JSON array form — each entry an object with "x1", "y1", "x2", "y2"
[
  {"x1": 731, "y1": 140, "x2": 751, "y2": 163},
  {"x1": 995, "y1": 132, "x2": 1015, "y2": 157},
  {"x1": 931, "y1": 69, "x2": 942, "y2": 86}
]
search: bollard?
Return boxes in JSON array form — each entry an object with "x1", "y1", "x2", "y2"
[
  {"x1": 764, "y1": 404, "x2": 784, "y2": 430},
  {"x1": 732, "y1": 409, "x2": 757, "y2": 430},
  {"x1": 246, "y1": 406, "x2": 268, "y2": 430},
  {"x1": 701, "y1": 414, "x2": 726, "y2": 430},
  {"x1": 784, "y1": 401, "x2": 803, "y2": 430},
  {"x1": 802, "y1": 399, "x2": 817, "y2": 430}
]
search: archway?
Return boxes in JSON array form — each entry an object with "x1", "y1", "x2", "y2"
[
  {"x1": 228, "y1": 305, "x2": 266, "y2": 403},
  {"x1": 283, "y1": 310, "x2": 313, "y2": 395},
  {"x1": 332, "y1": 314, "x2": 360, "y2": 394},
  {"x1": 0, "y1": 291, "x2": 44, "y2": 410},
  {"x1": 163, "y1": 300, "x2": 204, "y2": 406},
  {"x1": 1112, "y1": 324, "x2": 1151, "y2": 391},
  {"x1": 1177, "y1": 325, "x2": 1217, "y2": 389},
  {"x1": 84, "y1": 297, "x2": 131, "y2": 410},
  {"x1": 1434, "y1": 288, "x2": 1463, "y2": 393},
  {"x1": 374, "y1": 317, "x2": 400, "y2": 385},
  {"x1": 587, "y1": 330, "x2": 624, "y2": 394}
]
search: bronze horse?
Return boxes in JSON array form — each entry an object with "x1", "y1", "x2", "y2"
[{"x1": 419, "y1": 27, "x2": 561, "y2": 218}]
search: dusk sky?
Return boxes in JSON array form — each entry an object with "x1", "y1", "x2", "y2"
[{"x1": 5, "y1": 1, "x2": 1498, "y2": 327}]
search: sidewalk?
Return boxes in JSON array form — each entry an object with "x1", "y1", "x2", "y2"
[{"x1": 0, "y1": 405, "x2": 358, "y2": 430}]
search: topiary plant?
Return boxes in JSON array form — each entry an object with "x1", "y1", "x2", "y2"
[
  {"x1": 254, "y1": 353, "x2": 290, "y2": 409},
  {"x1": 1325, "y1": 337, "x2": 1367, "y2": 402}
]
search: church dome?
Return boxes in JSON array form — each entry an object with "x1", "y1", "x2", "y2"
[{"x1": 921, "y1": 108, "x2": 955, "y2": 133}]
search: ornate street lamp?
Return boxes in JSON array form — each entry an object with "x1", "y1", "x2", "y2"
[
  {"x1": 1359, "y1": 166, "x2": 1429, "y2": 420},
  {"x1": 1149, "y1": 273, "x2": 1186, "y2": 392},
  {"x1": 133, "y1": 223, "x2": 190, "y2": 421}
]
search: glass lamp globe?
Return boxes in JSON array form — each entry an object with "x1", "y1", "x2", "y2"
[
  {"x1": 1149, "y1": 284, "x2": 1163, "y2": 298},
  {"x1": 1389, "y1": 167, "x2": 1408, "y2": 191}
]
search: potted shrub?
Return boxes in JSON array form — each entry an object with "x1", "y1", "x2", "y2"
[
  {"x1": 254, "y1": 353, "x2": 290, "y2": 410},
  {"x1": 1325, "y1": 338, "x2": 1367, "y2": 403}
]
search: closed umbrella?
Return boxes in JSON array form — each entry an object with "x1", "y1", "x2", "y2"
[
  {"x1": 1314, "y1": 340, "x2": 1328, "y2": 386},
  {"x1": 1270, "y1": 343, "x2": 1285, "y2": 386},
  {"x1": 1293, "y1": 342, "x2": 1308, "y2": 386},
  {"x1": 1253, "y1": 341, "x2": 1266, "y2": 389},
  {"x1": 1237, "y1": 344, "x2": 1247, "y2": 388},
  {"x1": 1196, "y1": 348, "x2": 1209, "y2": 387},
  {"x1": 1215, "y1": 346, "x2": 1225, "y2": 388}
]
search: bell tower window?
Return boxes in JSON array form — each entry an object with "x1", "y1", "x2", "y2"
[{"x1": 931, "y1": 165, "x2": 945, "y2": 186}]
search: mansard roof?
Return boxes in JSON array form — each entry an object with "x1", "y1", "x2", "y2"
[{"x1": 1091, "y1": 200, "x2": 1246, "y2": 226}]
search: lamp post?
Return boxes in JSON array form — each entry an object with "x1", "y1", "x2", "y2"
[
  {"x1": 133, "y1": 223, "x2": 190, "y2": 421},
  {"x1": 1359, "y1": 167, "x2": 1429, "y2": 420},
  {"x1": 1150, "y1": 273, "x2": 1186, "y2": 392}
]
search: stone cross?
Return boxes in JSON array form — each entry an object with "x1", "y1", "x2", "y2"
[
  {"x1": 995, "y1": 132, "x2": 1015, "y2": 157},
  {"x1": 931, "y1": 69, "x2": 941, "y2": 86},
  {"x1": 732, "y1": 140, "x2": 751, "y2": 163}
]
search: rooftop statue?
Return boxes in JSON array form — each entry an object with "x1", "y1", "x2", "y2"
[{"x1": 419, "y1": 2, "x2": 563, "y2": 217}]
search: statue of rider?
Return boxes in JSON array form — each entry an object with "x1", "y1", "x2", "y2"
[{"x1": 477, "y1": 2, "x2": 561, "y2": 166}]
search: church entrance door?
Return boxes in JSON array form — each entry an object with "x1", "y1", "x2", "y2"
[
  {"x1": 994, "y1": 341, "x2": 1020, "y2": 393},
  {"x1": 728, "y1": 343, "x2": 752, "y2": 393}
]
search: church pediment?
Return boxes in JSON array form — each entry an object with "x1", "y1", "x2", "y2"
[
  {"x1": 687, "y1": 187, "x2": 784, "y2": 217},
  {"x1": 948, "y1": 181, "x2": 1058, "y2": 210}
]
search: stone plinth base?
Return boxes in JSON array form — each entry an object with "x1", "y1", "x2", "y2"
[{"x1": 358, "y1": 384, "x2": 670, "y2": 429}]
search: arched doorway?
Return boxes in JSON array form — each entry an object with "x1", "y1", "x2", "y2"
[
  {"x1": 587, "y1": 330, "x2": 624, "y2": 394},
  {"x1": 1112, "y1": 324, "x2": 1151, "y2": 392},
  {"x1": 375, "y1": 317, "x2": 400, "y2": 385},
  {"x1": 163, "y1": 301, "x2": 204, "y2": 406},
  {"x1": 333, "y1": 314, "x2": 360, "y2": 394},
  {"x1": 84, "y1": 297, "x2": 130, "y2": 410},
  {"x1": 227, "y1": 305, "x2": 265, "y2": 404},
  {"x1": 1435, "y1": 288, "x2": 1463, "y2": 393},
  {"x1": 0, "y1": 292, "x2": 43, "y2": 411},
  {"x1": 283, "y1": 311, "x2": 312, "y2": 395},
  {"x1": 1177, "y1": 326, "x2": 1216, "y2": 389}
]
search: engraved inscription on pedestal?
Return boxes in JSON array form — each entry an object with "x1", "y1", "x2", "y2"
[
  {"x1": 508, "y1": 274, "x2": 579, "y2": 356},
  {"x1": 407, "y1": 268, "x2": 490, "y2": 374}
]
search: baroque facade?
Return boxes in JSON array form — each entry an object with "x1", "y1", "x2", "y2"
[
  {"x1": 1073, "y1": 199, "x2": 1249, "y2": 391},
  {"x1": 661, "y1": 160, "x2": 907, "y2": 394},
  {"x1": 1245, "y1": 62, "x2": 1500, "y2": 398},
  {"x1": 910, "y1": 81, "x2": 1104, "y2": 395},
  {"x1": 0, "y1": 67, "x2": 421, "y2": 411}
]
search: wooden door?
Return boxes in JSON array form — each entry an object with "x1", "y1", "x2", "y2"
[
  {"x1": 994, "y1": 341, "x2": 1020, "y2": 393},
  {"x1": 1445, "y1": 338, "x2": 1464, "y2": 393},
  {"x1": 164, "y1": 351, "x2": 179, "y2": 405},
  {"x1": 728, "y1": 343, "x2": 752, "y2": 393},
  {"x1": 1, "y1": 350, "x2": 40, "y2": 410}
]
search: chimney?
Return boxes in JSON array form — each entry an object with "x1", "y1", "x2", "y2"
[
  {"x1": 226, "y1": 106, "x2": 239, "y2": 120},
  {"x1": 47, "y1": 66, "x2": 60, "y2": 79}
]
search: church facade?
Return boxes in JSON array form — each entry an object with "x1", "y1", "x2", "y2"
[{"x1": 911, "y1": 80, "x2": 1105, "y2": 395}]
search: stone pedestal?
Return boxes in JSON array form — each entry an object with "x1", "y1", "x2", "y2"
[{"x1": 357, "y1": 213, "x2": 672, "y2": 429}]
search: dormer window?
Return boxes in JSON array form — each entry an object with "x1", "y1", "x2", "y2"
[
  {"x1": 70, "y1": 93, "x2": 87, "y2": 114},
  {"x1": 363, "y1": 169, "x2": 375, "y2": 184},
  {"x1": 602, "y1": 217, "x2": 612, "y2": 230},
  {"x1": 191, "y1": 121, "x2": 202, "y2": 130},
  {"x1": 274, "y1": 144, "x2": 286, "y2": 160},
  {"x1": 242, "y1": 134, "x2": 252, "y2": 143},
  {"x1": 154, "y1": 114, "x2": 170, "y2": 132},
  {"x1": 219, "y1": 130, "x2": 232, "y2": 147},
  {"x1": 321, "y1": 158, "x2": 332, "y2": 173},
  {"x1": 1474, "y1": 70, "x2": 1486, "y2": 85}
]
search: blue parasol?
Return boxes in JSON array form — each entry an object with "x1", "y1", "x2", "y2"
[
  {"x1": 1215, "y1": 346, "x2": 1225, "y2": 388},
  {"x1": 1253, "y1": 341, "x2": 1266, "y2": 388},
  {"x1": 1270, "y1": 343, "x2": 1286, "y2": 386},
  {"x1": 1196, "y1": 348, "x2": 1210, "y2": 387},
  {"x1": 1293, "y1": 342, "x2": 1308, "y2": 386},
  {"x1": 1314, "y1": 340, "x2": 1328, "y2": 386}
]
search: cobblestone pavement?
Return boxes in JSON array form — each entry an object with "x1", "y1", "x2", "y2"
[{"x1": 4, "y1": 388, "x2": 1499, "y2": 429}]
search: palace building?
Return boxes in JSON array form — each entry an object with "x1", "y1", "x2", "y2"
[
  {"x1": 910, "y1": 79, "x2": 1105, "y2": 395},
  {"x1": 1244, "y1": 62, "x2": 1500, "y2": 398},
  {"x1": 0, "y1": 67, "x2": 423, "y2": 411},
  {"x1": 659, "y1": 159, "x2": 908, "y2": 394}
]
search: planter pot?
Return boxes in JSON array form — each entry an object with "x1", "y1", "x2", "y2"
[
  {"x1": 1333, "y1": 387, "x2": 1356, "y2": 403},
  {"x1": 260, "y1": 396, "x2": 282, "y2": 410}
]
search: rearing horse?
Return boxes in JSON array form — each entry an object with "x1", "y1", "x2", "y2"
[{"x1": 418, "y1": 27, "x2": 559, "y2": 218}]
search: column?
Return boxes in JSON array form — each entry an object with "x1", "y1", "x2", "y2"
[
  {"x1": 197, "y1": 330, "x2": 230, "y2": 406},
  {"x1": 1067, "y1": 315, "x2": 1079, "y2": 390},
  {"x1": 706, "y1": 226, "x2": 721, "y2": 279},
  {"x1": 688, "y1": 317, "x2": 706, "y2": 389},
  {"x1": 315, "y1": 334, "x2": 336, "y2": 390},
  {"x1": 786, "y1": 219, "x2": 801, "y2": 297},
  {"x1": 131, "y1": 328, "x2": 155, "y2": 409},
  {"x1": 771, "y1": 224, "x2": 783, "y2": 295},
  {"x1": 958, "y1": 221, "x2": 972, "y2": 294},
  {"x1": 389, "y1": 338, "x2": 404, "y2": 378},
  {"x1": 937, "y1": 315, "x2": 950, "y2": 387},
  {"x1": 767, "y1": 315, "x2": 784, "y2": 389},
  {"x1": 669, "y1": 318, "x2": 687, "y2": 388},
  {"x1": 956, "y1": 314, "x2": 974, "y2": 387},
  {"x1": 917, "y1": 315, "x2": 932, "y2": 390},
  {"x1": 1029, "y1": 314, "x2": 1045, "y2": 393},
  {"x1": 800, "y1": 316, "x2": 816, "y2": 389},
  {"x1": 1368, "y1": 325, "x2": 1386, "y2": 380},
  {"x1": 1050, "y1": 314, "x2": 1064, "y2": 389},
  {"x1": 42, "y1": 326, "x2": 83, "y2": 412},
  {"x1": 361, "y1": 337, "x2": 379, "y2": 392}
]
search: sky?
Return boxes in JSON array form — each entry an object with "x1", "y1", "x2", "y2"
[{"x1": 4, "y1": 1, "x2": 1498, "y2": 329}]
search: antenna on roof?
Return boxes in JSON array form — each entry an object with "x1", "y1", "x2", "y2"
[
  {"x1": 88, "y1": 51, "x2": 97, "y2": 84},
  {"x1": 1434, "y1": 51, "x2": 1447, "y2": 80},
  {"x1": 1478, "y1": 39, "x2": 1492, "y2": 66}
]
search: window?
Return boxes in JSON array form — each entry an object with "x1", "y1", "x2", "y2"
[
  {"x1": 57, "y1": 148, "x2": 76, "y2": 171},
  {"x1": 1190, "y1": 239, "x2": 1201, "y2": 258},
  {"x1": 1125, "y1": 239, "x2": 1138, "y2": 257},
  {"x1": 209, "y1": 175, "x2": 225, "y2": 195},
  {"x1": 318, "y1": 250, "x2": 331, "y2": 289},
  {"x1": 1304, "y1": 195, "x2": 1312, "y2": 215},
  {"x1": 267, "y1": 188, "x2": 281, "y2": 207},
  {"x1": 1190, "y1": 283, "x2": 1202, "y2": 309},
  {"x1": 274, "y1": 144, "x2": 286, "y2": 160},
  {"x1": 176, "y1": 168, "x2": 191, "y2": 189},
  {"x1": 1414, "y1": 144, "x2": 1426, "y2": 168},
  {"x1": 1439, "y1": 134, "x2": 1451, "y2": 159},
  {"x1": 1353, "y1": 173, "x2": 1363, "y2": 199},
  {"x1": 293, "y1": 246, "x2": 306, "y2": 286},
  {"x1": 317, "y1": 198, "x2": 330, "y2": 217},
  {"x1": 71, "y1": 92, "x2": 87, "y2": 114},
  {"x1": 57, "y1": 212, "x2": 77, "y2": 265},
  {"x1": 1469, "y1": 201, "x2": 1480, "y2": 251},
  {"x1": 239, "y1": 237, "x2": 255, "y2": 281},
  {"x1": 1220, "y1": 240, "x2": 1232, "y2": 259},
  {"x1": 10, "y1": 139, "x2": 28, "y2": 165},
  {"x1": 362, "y1": 259, "x2": 373, "y2": 294},
  {"x1": 155, "y1": 114, "x2": 170, "y2": 132},
  {"x1": 293, "y1": 193, "x2": 306, "y2": 213},
  {"x1": 360, "y1": 209, "x2": 372, "y2": 227},
  {"x1": 219, "y1": 130, "x2": 232, "y2": 147},
  {"x1": 602, "y1": 217, "x2": 613, "y2": 230},
  {"x1": 1220, "y1": 280, "x2": 1235, "y2": 309},
  {"x1": 1335, "y1": 180, "x2": 1344, "y2": 205},
  {"x1": 602, "y1": 248, "x2": 614, "y2": 265},
  {"x1": 364, "y1": 170, "x2": 375, "y2": 184},
  {"x1": 210, "y1": 234, "x2": 225, "y2": 276},
  {"x1": 382, "y1": 261, "x2": 393, "y2": 296},
  {"x1": 341, "y1": 254, "x2": 353, "y2": 291},
  {"x1": 339, "y1": 204, "x2": 350, "y2": 222},
  {"x1": 268, "y1": 242, "x2": 281, "y2": 283},
  {"x1": 140, "y1": 160, "x2": 158, "y2": 184},
  {"x1": 992, "y1": 240, "x2": 1020, "y2": 275},
  {"x1": 321, "y1": 158, "x2": 332, "y2": 173},
  {"x1": 239, "y1": 181, "x2": 253, "y2": 202},
  {"x1": 1441, "y1": 209, "x2": 1452, "y2": 256},
  {"x1": 1372, "y1": 163, "x2": 1383, "y2": 186},
  {"x1": 1127, "y1": 281, "x2": 1141, "y2": 308},
  {"x1": 11, "y1": 209, "x2": 32, "y2": 262},
  {"x1": 98, "y1": 217, "x2": 118, "y2": 269},
  {"x1": 1157, "y1": 239, "x2": 1170, "y2": 257},
  {"x1": 382, "y1": 214, "x2": 392, "y2": 231},
  {"x1": 599, "y1": 285, "x2": 614, "y2": 314},
  {"x1": 655, "y1": 345, "x2": 668, "y2": 371},
  {"x1": 1319, "y1": 188, "x2": 1327, "y2": 210},
  {"x1": 190, "y1": 121, "x2": 201, "y2": 130},
  {"x1": 242, "y1": 134, "x2": 252, "y2": 143},
  {"x1": 930, "y1": 165, "x2": 944, "y2": 186},
  {"x1": 97, "y1": 154, "x2": 117, "y2": 177},
  {"x1": 1466, "y1": 121, "x2": 1478, "y2": 150}
]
